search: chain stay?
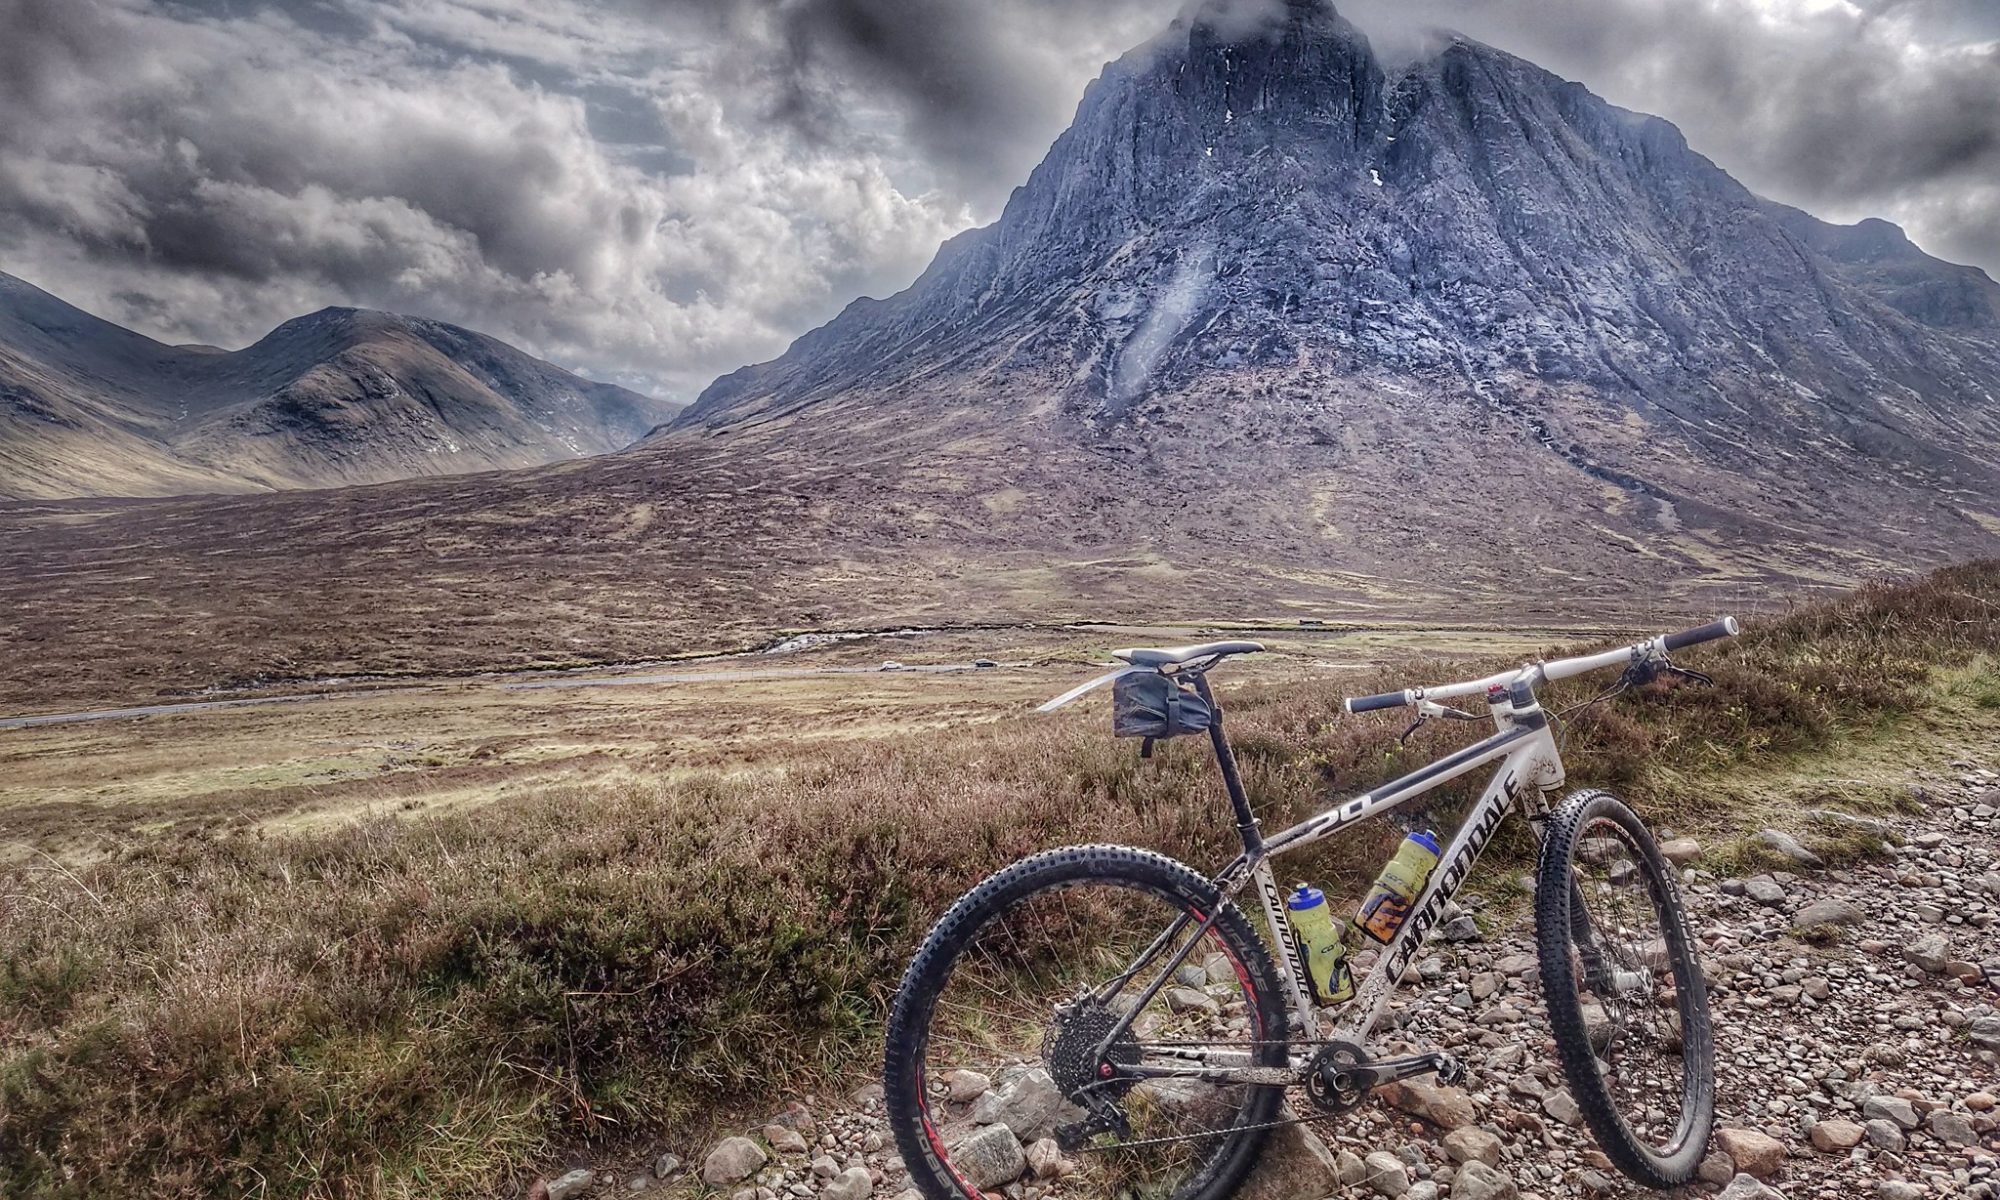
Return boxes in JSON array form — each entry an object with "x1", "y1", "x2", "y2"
[{"x1": 1065, "y1": 1041, "x2": 1464, "y2": 1152}]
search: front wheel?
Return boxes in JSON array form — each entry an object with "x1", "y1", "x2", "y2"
[
  {"x1": 1536, "y1": 790, "x2": 1716, "y2": 1188},
  {"x1": 883, "y1": 844, "x2": 1289, "y2": 1200}
]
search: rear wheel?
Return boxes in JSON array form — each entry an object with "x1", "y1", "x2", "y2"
[
  {"x1": 1536, "y1": 790, "x2": 1715, "y2": 1187},
  {"x1": 883, "y1": 845, "x2": 1289, "y2": 1200}
]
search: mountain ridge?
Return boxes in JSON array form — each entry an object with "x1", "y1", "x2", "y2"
[
  {"x1": 0, "y1": 273, "x2": 682, "y2": 499},
  {"x1": 4, "y1": 0, "x2": 1999, "y2": 716},
  {"x1": 677, "y1": 13, "x2": 2000, "y2": 430},
  {"x1": 652, "y1": 0, "x2": 2000, "y2": 593}
]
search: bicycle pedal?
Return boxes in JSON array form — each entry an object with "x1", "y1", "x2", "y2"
[{"x1": 1434, "y1": 1054, "x2": 1466, "y2": 1086}]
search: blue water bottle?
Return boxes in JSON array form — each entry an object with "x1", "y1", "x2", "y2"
[{"x1": 1286, "y1": 883, "x2": 1355, "y2": 1004}]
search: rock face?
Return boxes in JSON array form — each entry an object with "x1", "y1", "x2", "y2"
[
  {"x1": 1794, "y1": 897, "x2": 1866, "y2": 930},
  {"x1": 1441, "y1": 1127, "x2": 1503, "y2": 1166},
  {"x1": 545, "y1": 1168, "x2": 595, "y2": 1200},
  {"x1": 1717, "y1": 1174, "x2": 1784, "y2": 1200},
  {"x1": 0, "y1": 272, "x2": 680, "y2": 499},
  {"x1": 664, "y1": 0, "x2": 2000, "y2": 592},
  {"x1": 947, "y1": 1124, "x2": 1025, "y2": 1191},
  {"x1": 1902, "y1": 933, "x2": 1950, "y2": 974},
  {"x1": 1378, "y1": 1078, "x2": 1477, "y2": 1129},
  {"x1": 1236, "y1": 1118, "x2": 1342, "y2": 1200},
  {"x1": 967, "y1": 1068, "x2": 1063, "y2": 1140},
  {"x1": 1360, "y1": 1149, "x2": 1410, "y2": 1196},
  {"x1": 1449, "y1": 1161, "x2": 1518, "y2": 1200},
  {"x1": 1808, "y1": 1118, "x2": 1864, "y2": 1151}
]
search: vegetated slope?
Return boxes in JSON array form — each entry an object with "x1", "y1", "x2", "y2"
[
  {"x1": 1, "y1": 561, "x2": 1994, "y2": 1197},
  {"x1": 665, "y1": 0, "x2": 2000, "y2": 588},
  {"x1": 0, "y1": 271, "x2": 680, "y2": 499},
  {"x1": 7, "y1": 0, "x2": 2000, "y2": 710}
]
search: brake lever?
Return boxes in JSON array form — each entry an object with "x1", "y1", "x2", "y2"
[
  {"x1": 1397, "y1": 699, "x2": 1482, "y2": 745},
  {"x1": 1619, "y1": 655, "x2": 1713, "y2": 690}
]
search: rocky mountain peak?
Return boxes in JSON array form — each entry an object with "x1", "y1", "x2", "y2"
[
  {"x1": 680, "y1": 4, "x2": 2000, "y2": 436},
  {"x1": 658, "y1": 1, "x2": 2000, "y2": 593}
]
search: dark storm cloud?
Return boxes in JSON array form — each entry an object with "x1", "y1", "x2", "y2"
[
  {"x1": 1336, "y1": 0, "x2": 2000, "y2": 271},
  {"x1": 672, "y1": 0, "x2": 2000, "y2": 272},
  {"x1": 0, "y1": 0, "x2": 1992, "y2": 403},
  {"x1": 0, "y1": 0, "x2": 978, "y2": 398},
  {"x1": 662, "y1": 0, "x2": 1166, "y2": 201}
]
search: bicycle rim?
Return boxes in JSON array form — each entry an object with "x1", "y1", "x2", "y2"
[
  {"x1": 1545, "y1": 795, "x2": 1713, "y2": 1180},
  {"x1": 906, "y1": 869, "x2": 1280, "y2": 1200}
]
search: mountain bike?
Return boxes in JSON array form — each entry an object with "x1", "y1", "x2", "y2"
[{"x1": 884, "y1": 620, "x2": 1737, "y2": 1199}]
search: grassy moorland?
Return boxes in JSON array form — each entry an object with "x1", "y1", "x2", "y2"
[
  {"x1": 0, "y1": 401, "x2": 1854, "y2": 719},
  {"x1": 1, "y1": 562, "x2": 1997, "y2": 1197}
]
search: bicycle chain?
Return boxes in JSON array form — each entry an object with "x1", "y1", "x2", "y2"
[
  {"x1": 1071, "y1": 1104, "x2": 1343, "y2": 1153},
  {"x1": 1068, "y1": 1037, "x2": 1387, "y2": 1153}
]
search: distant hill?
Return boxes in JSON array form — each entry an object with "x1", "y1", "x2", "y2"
[
  {"x1": 4, "y1": 0, "x2": 1999, "y2": 713},
  {"x1": 0, "y1": 272, "x2": 682, "y2": 499}
]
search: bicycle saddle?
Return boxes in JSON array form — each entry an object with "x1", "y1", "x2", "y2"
[{"x1": 1111, "y1": 641, "x2": 1266, "y2": 668}]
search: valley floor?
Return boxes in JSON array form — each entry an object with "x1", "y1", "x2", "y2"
[
  {"x1": 0, "y1": 622, "x2": 1562, "y2": 857},
  {"x1": 1, "y1": 564, "x2": 1994, "y2": 1198}
]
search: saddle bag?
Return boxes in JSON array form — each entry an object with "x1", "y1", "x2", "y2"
[{"x1": 1111, "y1": 670, "x2": 1213, "y2": 739}]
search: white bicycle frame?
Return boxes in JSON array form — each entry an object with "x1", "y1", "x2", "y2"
[
  {"x1": 1230, "y1": 699, "x2": 1563, "y2": 1045},
  {"x1": 1049, "y1": 620, "x2": 1736, "y2": 1073}
]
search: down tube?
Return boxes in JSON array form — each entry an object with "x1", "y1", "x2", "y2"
[{"x1": 1335, "y1": 741, "x2": 1544, "y2": 1043}]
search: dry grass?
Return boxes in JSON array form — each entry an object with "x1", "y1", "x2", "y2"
[
  {"x1": 0, "y1": 402, "x2": 1858, "y2": 719},
  {"x1": 1, "y1": 562, "x2": 1996, "y2": 1197},
  {"x1": 0, "y1": 624, "x2": 1560, "y2": 859}
]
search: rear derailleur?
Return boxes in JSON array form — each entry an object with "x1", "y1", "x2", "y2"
[
  {"x1": 1053, "y1": 1095, "x2": 1132, "y2": 1152},
  {"x1": 1304, "y1": 1040, "x2": 1465, "y2": 1114}
]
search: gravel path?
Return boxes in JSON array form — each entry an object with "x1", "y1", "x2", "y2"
[{"x1": 538, "y1": 761, "x2": 2000, "y2": 1200}]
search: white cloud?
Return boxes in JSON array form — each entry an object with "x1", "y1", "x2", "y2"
[{"x1": 0, "y1": 0, "x2": 973, "y2": 399}]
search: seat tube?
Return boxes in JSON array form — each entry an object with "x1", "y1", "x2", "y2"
[{"x1": 1192, "y1": 674, "x2": 1263, "y2": 854}]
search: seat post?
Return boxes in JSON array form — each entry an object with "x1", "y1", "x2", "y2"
[{"x1": 1191, "y1": 673, "x2": 1263, "y2": 855}]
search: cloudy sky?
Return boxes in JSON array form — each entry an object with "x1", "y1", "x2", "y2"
[{"x1": 2, "y1": 0, "x2": 1996, "y2": 401}]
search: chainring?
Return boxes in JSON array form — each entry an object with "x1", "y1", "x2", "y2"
[{"x1": 1303, "y1": 1038, "x2": 1374, "y2": 1114}]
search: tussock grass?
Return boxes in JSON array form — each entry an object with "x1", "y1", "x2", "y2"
[{"x1": 3, "y1": 562, "x2": 1998, "y2": 1197}]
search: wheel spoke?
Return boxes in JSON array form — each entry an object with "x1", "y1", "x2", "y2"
[{"x1": 896, "y1": 860, "x2": 1283, "y2": 1200}]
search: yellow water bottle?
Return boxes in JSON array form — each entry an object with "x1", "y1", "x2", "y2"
[
  {"x1": 1285, "y1": 884, "x2": 1355, "y2": 1004},
  {"x1": 1356, "y1": 831, "x2": 1442, "y2": 944}
]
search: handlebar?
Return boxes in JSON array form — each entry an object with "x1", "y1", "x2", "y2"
[
  {"x1": 1340, "y1": 617, "x2": 1740, "y2": 714},
  {"x1": 1663, "y1": 618, "x2": 1738, "y2": 651},
  {"x1": 1345, "y1": 689, "x2": 1412, "y2": 713}
]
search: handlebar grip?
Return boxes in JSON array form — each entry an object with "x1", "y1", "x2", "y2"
[
  {"x1": 1343, "y1": 690, "x2": 1410, "y2": 714},
  {"x1": 1662, "y1": 616, "x2": 1740, "y2": 651}
]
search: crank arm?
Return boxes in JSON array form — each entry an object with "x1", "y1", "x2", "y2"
[{"x1": 1351, "y1": 1050, "x2": 1465, "y2": 1089}]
